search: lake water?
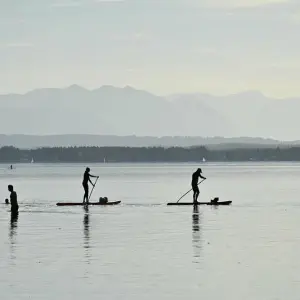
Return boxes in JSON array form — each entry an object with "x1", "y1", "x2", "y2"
[{"x1": 0, "y1": 162, "x2": 300, "y2": 300}]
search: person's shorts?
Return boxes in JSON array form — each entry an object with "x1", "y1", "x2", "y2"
[
  {"x1": 192, "y1": 185, "x2": 199, "y2": 193},
  {"x1": 82, "y1": 183, "x2": 88, "y2": 192},
  {"x1": 11, "y1": 205, "x2": 19, "y2": 213}
]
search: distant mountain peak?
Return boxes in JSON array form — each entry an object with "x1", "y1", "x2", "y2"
[
  {"x1": 123, "y1": 85, "x2": 136, "y2": 91},
  {"x1": 93, "y1": 85, "x2": 156, "y2": 97},
  {"x1": 65, "y1": 84, "x2": 87, "y2": 91},
  {"x1": 234, "y1": 90, "x2": 265, "y2": 98},
  {"x1": 25, "y1": 87, "x2": 60, "y2": 96},
  {"x1": 93, "y1": 85, "x2": 124, "y2": 92}
]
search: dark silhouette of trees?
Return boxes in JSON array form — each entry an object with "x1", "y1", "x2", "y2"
[{"x1": 1, "y1": 146, "x2": 300, "y2": 162}]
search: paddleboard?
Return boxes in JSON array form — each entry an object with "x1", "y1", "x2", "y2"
[
  {"x1": 56, "y1": 201, "x2": 121, "y2": 206},
  {"x1": 167, "y1": 201, "x2": 232, "y2": 206}
]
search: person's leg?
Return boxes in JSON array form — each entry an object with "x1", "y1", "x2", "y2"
[
  {"x1": 192, "y1": 186, "x2": 196, "y2": 203},
  {"x1": 11, "y1": 205, "x2": 19, "y2": 215},
  {"x1": 83, "y1": 184, "x2": 86, "y2": 202},
  {"x1": 83, "y1": 184, "x2": 89, "y2": 203},
  {"x1": 85, "y1": 185, "x2": 89, "y2": 203},
  {"x1": 195, "y1": 186, "x2": 200, "y2": 202}
]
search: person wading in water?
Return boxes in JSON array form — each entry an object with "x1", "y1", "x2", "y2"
[
  {"x1": 191, "y1": 168, "x2": 206, "y2": 204},
  {"x1": 82, "y1": 167, "x2": 99, "y2": 204},
  {"x1": 8, "y1": 185, "x2": 19, "y2": 214}
]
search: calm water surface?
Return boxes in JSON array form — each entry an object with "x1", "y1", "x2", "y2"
[{"x1": 0, "y1": 162, "x2": 300, "y2": 299}]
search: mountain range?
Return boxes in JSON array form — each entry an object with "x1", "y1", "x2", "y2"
[
  {"x1": 0, "y1": 85, "x2": 299, "y2": 141},
  {"x1": 0, "y1": 134, "x2": 295, "y2": 149}
]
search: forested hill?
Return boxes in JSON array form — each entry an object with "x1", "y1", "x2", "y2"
[{"x1": 1, "y1": 146, "x2": 300, "y2": 163}]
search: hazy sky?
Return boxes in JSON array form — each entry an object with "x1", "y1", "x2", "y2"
[{"x1": 1, "y1": 0, "x2": 300, "y2": 97}]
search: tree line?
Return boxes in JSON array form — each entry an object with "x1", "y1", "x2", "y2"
[{"x1": 1, "y1": 145, "x2": 300, "y2": 163}]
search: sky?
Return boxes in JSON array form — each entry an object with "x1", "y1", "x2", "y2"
[{"x1": 0, "y1": 0, "x2": 300, "y2": 97}]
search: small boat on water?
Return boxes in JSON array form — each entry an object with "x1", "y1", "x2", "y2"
[{"x1": 56, "y1": 201, "x2": 121, "y2": 206}]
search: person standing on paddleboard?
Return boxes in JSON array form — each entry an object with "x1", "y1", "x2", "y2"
[
  {"x1": 192, "y1": 168, "x2": 206, "y2": 203},
  {"x1": 82, "y1": 167, "x2": 99, "y2": 203}
]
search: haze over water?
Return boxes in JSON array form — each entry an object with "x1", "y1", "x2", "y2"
[{"x1": 0, "y1": 162, "x2": 299, "y2": 299}]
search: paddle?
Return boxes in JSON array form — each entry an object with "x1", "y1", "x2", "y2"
[
  {"x1": 88, "y1": 177, "x2": 99, "y2": 201},
  {"x1": 176, "y1": 178, "x2": 206, "y2": 203}
]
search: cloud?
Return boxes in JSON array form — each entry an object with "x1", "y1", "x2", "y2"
[
  {"x1": 192, "y1": 47, "x2": 219, "y2": 55},
  {"x1": 95, "y1": 0, "x2": 125, "y2": 3},
  {"x1": 186, "y1": 0, "x2": 290, "y2": 8},
  {"x1": 0, "y1": 18, "x2": 25, "y2": 25},
  {"x1": 94, "y1": 0, "x2": 291, "y2": 8},
  {"x1": 111, "y1": 32, "x2": 150, "y2": 42},
  {"x1": 289, "y1": 11, "x2": 300, "y2": 23},
  {"x1": 269, "y1": 60, "x2": 300, "y2": 69},
  {"x1": 216, "y1": 0, "x2": 289, "y2": 8},
  {"x1": 5, "y1": 43, "x2": 34, "y2": 48},
  {"x1": 51, "y1": 1, "x2": 83, "y2": 7},
  {"x1": 126, "y1": 68, "x2": 141, "y2": 73},
  {"x1": 48, "y1": 0, "x2": 293, "y2": 10}
]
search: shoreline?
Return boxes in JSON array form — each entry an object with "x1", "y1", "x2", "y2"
[{"x1": 1, "y1": 145, "x2": 300, "y2": 163}]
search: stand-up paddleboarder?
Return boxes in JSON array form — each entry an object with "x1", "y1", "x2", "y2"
[
  {"x1": 82, "y1": 167, "x2": 98, "y2": 203},
  {"x1": 191, "y1": 168, "x2": 206, "y2": 204}
]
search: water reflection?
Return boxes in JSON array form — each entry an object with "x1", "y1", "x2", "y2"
[
  {"x1": 83, "y1": 206, "x2": 91, "y2": 264},
  {"x1": 9, "y1": 211, "x2": 19, "y2": 261},
  {"x1": 192, "y1": 205, "x2": 202, "y2": 262}
]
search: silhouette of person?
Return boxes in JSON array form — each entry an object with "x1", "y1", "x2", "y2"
[
  {"x1": 8, "y1": 185, "x2": 19, "y2": 214},
  {"x1": 5, "y1": 198, "x2": 9, "y2": 204},
  {"x1": 191, "y1": 168, "x2": 206, "y2": 203},
  {"x1": 82, "y1": 167, "x2": 98, "y2": 203}
]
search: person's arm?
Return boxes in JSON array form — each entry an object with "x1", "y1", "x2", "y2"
[
  {"x1": 89, "y1": 174, "x2": 99, "y2": 186},
  {"x1": 89, "y1": 174, "x2": 99, "y2": 178},
  {"x1": 200, "y1": 174, "x2": 206, "y2": 180}
]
